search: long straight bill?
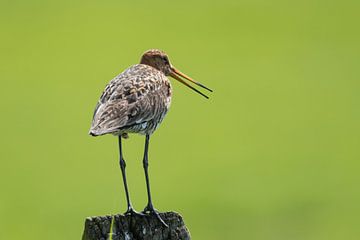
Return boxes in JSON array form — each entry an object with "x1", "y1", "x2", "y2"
[
  {"x1": 171, "y1": 68, "x2": 213, "y2": 92},
  {"x1": 169, "y1": 71, "x2": 210, "y2": 99}
]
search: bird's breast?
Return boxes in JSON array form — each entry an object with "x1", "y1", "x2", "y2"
[{"x1": 163, "y1": 78, "x2": 172, "y2": 109}]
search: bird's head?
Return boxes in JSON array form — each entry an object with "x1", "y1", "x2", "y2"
[
  {"x1": 140, "y1": 49, "x2": 213, "y2": 99},
  {"x1": 140, "y1": 49, "x2": 172, "y2": 75}
]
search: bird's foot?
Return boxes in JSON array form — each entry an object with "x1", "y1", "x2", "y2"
[
  {"x1": 142, "y1": 204, "x2": 168, "y2": 227},
  {"x1": 124, "y1": 206, "x2": 145, "y2": 216}
]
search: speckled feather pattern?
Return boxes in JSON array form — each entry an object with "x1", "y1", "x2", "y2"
[{"x1": 90, "y1": 64, "x2": 172, "y2": 137}]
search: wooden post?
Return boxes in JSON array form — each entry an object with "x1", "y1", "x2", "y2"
[{"x1": 82, "y1": 211, "x2": 191, "y2": 240}]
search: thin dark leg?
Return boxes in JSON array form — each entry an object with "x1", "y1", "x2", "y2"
[
  {"x1": 142, "y1": 134, "x2": 168, "y2": 227},
  {"x1": 143, "y1": 134, "x2": 152, "y2": 208},
  {"x1": 118, "y1": 135, "x2": 139, "y2": 215}
]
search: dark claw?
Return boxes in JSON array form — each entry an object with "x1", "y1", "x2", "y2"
[
  {"x1": 153, "y1": 211, "x2": 168, "y2": 228},
  {"x1": 124, "y1": 207, "x2": 145, "y2": 216},
  {"x1": 142, "y1": 205, "x2": 151, "y2": 214},
  {"x1": 142, "y1": 204, "x2": 168, "y2": 227}
]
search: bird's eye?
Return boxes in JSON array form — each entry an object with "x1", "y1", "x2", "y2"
[{"x1": 162, "y1": 57, "x2": 169, "y2": 64}]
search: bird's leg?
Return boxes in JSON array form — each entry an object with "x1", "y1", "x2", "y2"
[
  {"x1": 118, "y1": 136, "x2": 142, "y2": 216},
  {"x1": 142, "y1": 134, "x2": 168, "y2": 227}
]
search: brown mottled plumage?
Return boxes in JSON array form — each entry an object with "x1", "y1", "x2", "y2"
[
  {"x1": 88, "y1": 49, "x2": 212, "y2": 227},
  {"x1": 90, "y1": 49, "x2": 211, "y2": 138},
  {"x1": 89, "y1": 63, "x2": 171, "y2": 138}
]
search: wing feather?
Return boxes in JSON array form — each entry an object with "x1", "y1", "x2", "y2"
[{"x1": 89, "y1": 64, "x2": 169, "y2": 136}]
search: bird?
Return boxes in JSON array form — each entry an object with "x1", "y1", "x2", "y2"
[{"x1": 89, "y1": 49, "x2": 212, "y2": 226}]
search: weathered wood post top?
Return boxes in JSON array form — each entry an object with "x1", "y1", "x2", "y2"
[{"x1": 82, "y1": 211, "x2": 191, "y2": 240}]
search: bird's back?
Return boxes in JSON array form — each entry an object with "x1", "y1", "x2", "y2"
[{"x1": 89, "y1": 64, "x2": 172, "y2": 137}]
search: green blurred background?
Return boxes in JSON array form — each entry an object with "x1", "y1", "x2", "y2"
[{"x1": 1, "y1": 0, "x2": 359, "y2": 239}]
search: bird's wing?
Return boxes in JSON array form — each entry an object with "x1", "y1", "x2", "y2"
[
  {"x1": 89, "y1": 64, "x2": 169, "y2": 135},
  {"x1": 122, "y1": 90, "x2": 169, "y2": 128},
  {"x1": 90, "y1": 100, "x2": 129, "y2": 135}
]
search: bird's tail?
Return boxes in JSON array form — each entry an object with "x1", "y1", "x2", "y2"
[{"x1": 89, "y1": 130, "x2": 99, "y2": 137}]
